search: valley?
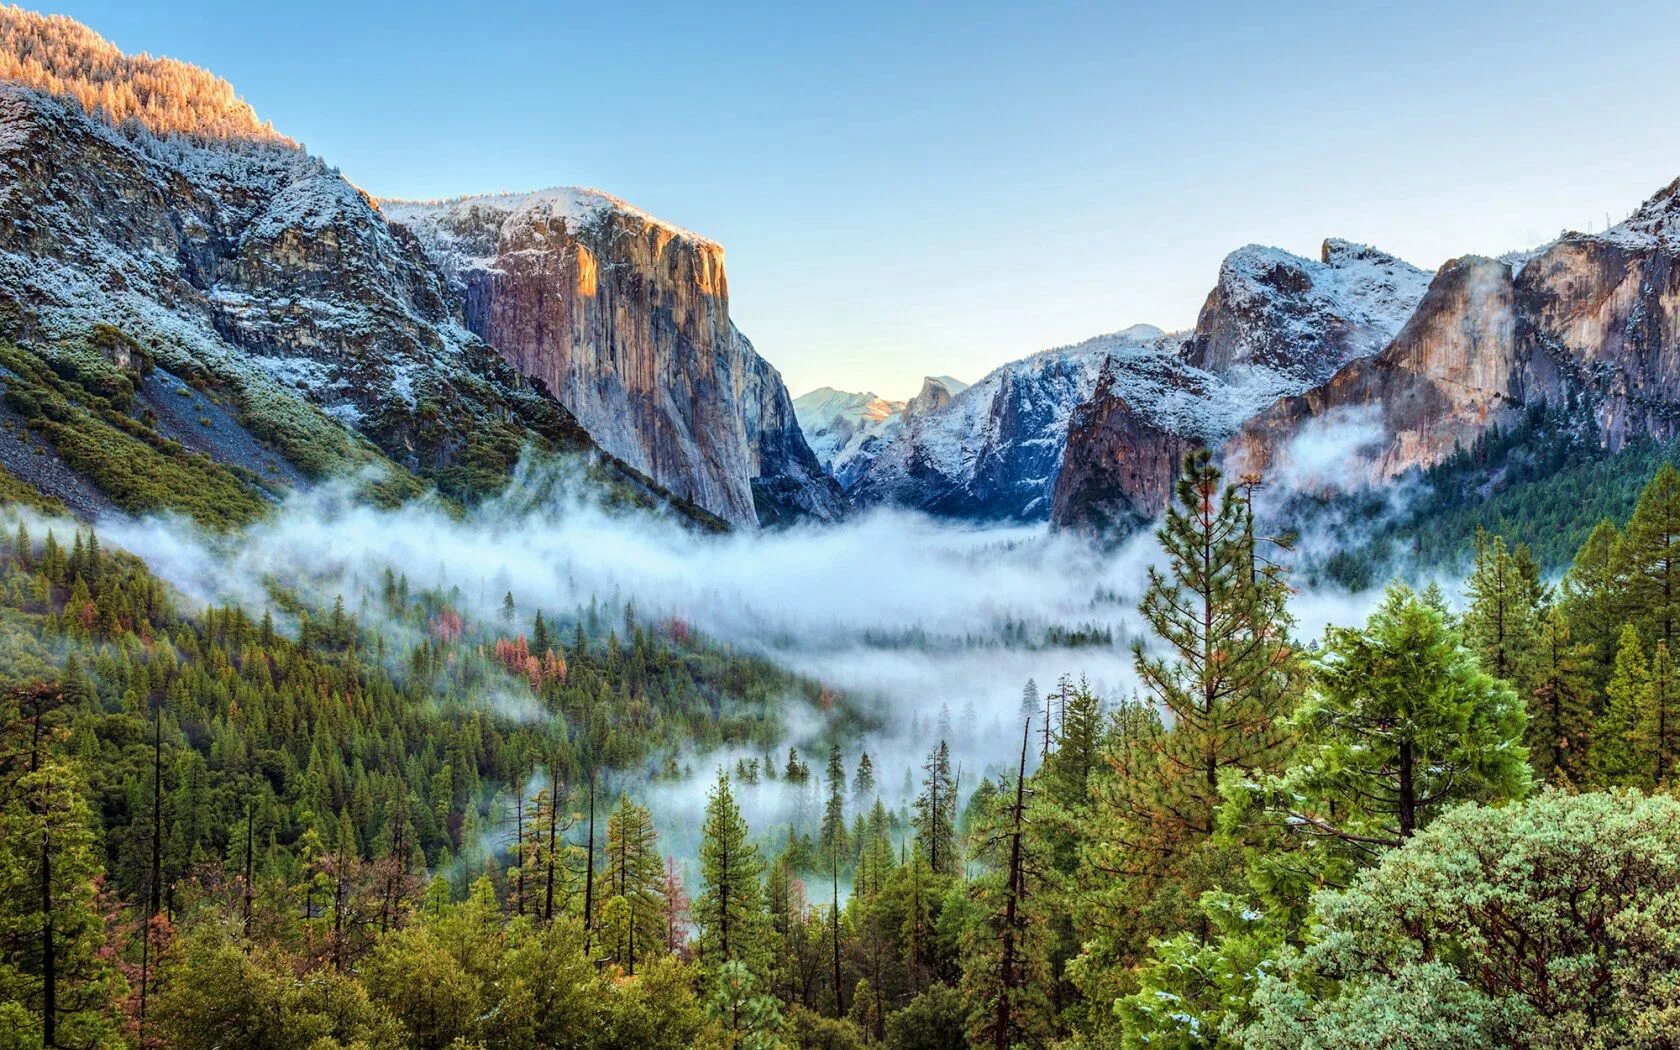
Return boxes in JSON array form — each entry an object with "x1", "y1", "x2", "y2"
[{"x1": 1, "y1": 6, "x2": 1680, "y2": 1050}]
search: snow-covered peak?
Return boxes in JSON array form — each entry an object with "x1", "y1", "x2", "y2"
[
  {"x1": 793, "y1": 387, "x2": 910, "y2": 487},
  {"x1": 794, "y1": 387, "x2": 904, "y2": 427},
  {"x1": 1194, "y1": 238, "x2": 1432, "y2": 384},
  {"x1": 381, "y1": 187, "x2": 717, "y2": 249},
  {"x1": 1217, "y1": 240, "x2": 1431, "y2": 336}
]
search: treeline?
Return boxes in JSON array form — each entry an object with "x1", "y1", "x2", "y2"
[
  {"x1": 0, "y1": 6, "x2": 287, "y2": 142},
  {"x1": 8, "y1": 455, "x2": 1680, "y2": 1047}
]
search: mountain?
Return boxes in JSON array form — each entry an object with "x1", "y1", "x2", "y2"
[
  {"x1": 791, "y1": 375, "x2": 965, "y2": 489},
  {"x1": 1225, "y1": 179, "x2": 1680, "y2": 493},
  {"x1": 848, "y1": 328, "x2": 1170, "y2": 520},
  {"x1": 1054, "y1": 179, "x2": 1680, "y2": 537},
  {"x1": 384, "y1": 192, "x2": 843, "y2": 527},
  {"x1": 843, "y1": 239, "x2": 1433, "y2": 527},
  {"x1": 1185, "y1": 239, "x2": 1433, "y2": 384},
  {"x1": 0, "y1": 7, "x2": 829, "y2": 529}
]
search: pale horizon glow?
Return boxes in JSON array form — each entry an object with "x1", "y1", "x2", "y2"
[{"x1": 27, "y1": 0, "x2": 1680, "y2": 402}]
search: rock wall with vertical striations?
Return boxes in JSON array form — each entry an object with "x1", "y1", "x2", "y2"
[{"x1": 383, "y1": 191, "x2": 844, "y2": 528}]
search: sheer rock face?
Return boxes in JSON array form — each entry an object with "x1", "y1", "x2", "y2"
[
  {"x1": 1515, "y1": 183, "x2": 1680, "y2": 447},
  {"x1": 1224, "y1": 255, "x2": 1524, "y2": 485},
  {"x1": 1226, "y1": 182, "x2": 1680, "y2": 488},
  {"x1": 1048, "y1": 241, "x2": 1430, "y2": 532},
  {"x1": 384, "y1": 192, "x2": 843, "y2": 528},
  {"x1": 1048, "y1": 362, "x2": 1188, "y2": 536}
]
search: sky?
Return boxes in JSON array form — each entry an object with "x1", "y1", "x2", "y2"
[{"x1": 33, "y1": 0, "x2": 1680, "y2": 401}]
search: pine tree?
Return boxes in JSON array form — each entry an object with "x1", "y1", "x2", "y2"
[
  {"x1": 0, "y1": 683, "x2": 123, "y2": 1047},
  {"x1": 1622, "y1": 464, "x2": 1680, "y2": 655},
  {"x1": 1562, "y1": 518, "x2": 1625, "y2": 691},
  {"x1": 1593, "y1": 625, "x2": 1652, "y2": 788},
  {"x1": 1233, "y1": 585, "x2": 1530, "y2": 882},
  {"x1": 1115, "y1": 449, "x2": 1298, "y2": 861},
  {"x1": 1462, "y1": 529, "x2": 1542, "y2": 686},
  {"x1": 1526, "y1": 608, "x2": 1593, "y2": 784},
  {"x1": 1645, "y1": 642, "x2": 1680, "y2": 786},
  {"x1": 852, "y1": 752, "x2": 876, "y2": 803},
  {"x1": 962, "y1": 720, "x2": 1051, "y2": 1049},
  {"x1": 602, "y1": 793, "x2": 665, "y2": 974},
  {"x1": 821, "y1": 745, "x2": 848, "y2": 1015},
  {"x1": 914, "y1": 741, "x2": 958, "y2": 877},
  {"x1": 694, "y1": 773, "x2": 768, "y2": 973}
]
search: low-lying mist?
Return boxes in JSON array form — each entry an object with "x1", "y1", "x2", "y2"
[{"x1": 92, "y1": 455, "x2": 1417, "y2": 868}]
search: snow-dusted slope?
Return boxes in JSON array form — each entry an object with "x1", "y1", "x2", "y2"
[
  {"x1": 793, "y1": 375, "x2": 969, "y2": 489},
  {"x1": 849, "y1": 327, "x2": 1167, "y2": 519},
  {"x1": 1187, "y1": 238, "x2": 1433, "y2": 385},
  {"x1": 0, "y1": 80, "x2": 561, "y2": 483}
]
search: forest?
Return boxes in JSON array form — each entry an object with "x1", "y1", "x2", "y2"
[{"x1": 4, "y1": 449, "x2": 1680, "y2": 1049}]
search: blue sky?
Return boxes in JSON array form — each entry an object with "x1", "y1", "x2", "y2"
[{"x1": 36, "y1": 0, "x2": 1680, "y2": 400}]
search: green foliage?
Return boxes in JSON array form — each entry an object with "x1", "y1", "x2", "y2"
[
  {"x1": 884, "y1": 985, "x2": 969, "y2": 1050},
  {"x1": 0, "y1": 342, "x2": 267, "y2": 527},
  {"x1": 1113, "y1": 893, "x2": 1283, "y2": 1050},
  {"x1": 1593, "y1": 626, "x2": 1652, "y2": 788},
  {"x1": 12, "y1": 438, "x2": 1680, "y2": 1049},
  {"x1": 0, "y1": 463, "x2": 64, "y2": 515},
  {"x1": 1231, "y1": 584, "x2": 1530, "y2": 884},
  {"x1": 1461, "y1": 529, "x2": 1542, "y2": 686},
  {"x1": 1525, "y1": 608, "x2": 1592, "y2": 784},
  {"x1": 1320, "y1": 402, "x2": 1680, "y2": 575},
  {"x1": 695, "y1": 774, "x2": 769, "y2": 973},
  {"x1": 1244, "y1": 790, "x2": 1680, "y2": 1049}
]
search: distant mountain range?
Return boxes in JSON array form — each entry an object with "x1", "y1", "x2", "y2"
[{"x1": 3, "y1": 5, "x2": 1678, "y2": 545}]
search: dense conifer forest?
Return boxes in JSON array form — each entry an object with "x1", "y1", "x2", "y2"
[{"x1": 6, "y1": 452, "x2": 1680, "y2": 1048}]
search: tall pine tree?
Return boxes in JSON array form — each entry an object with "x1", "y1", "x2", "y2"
[{"x1": 694, "y1": 773, "x2": 768, "y2": 974}]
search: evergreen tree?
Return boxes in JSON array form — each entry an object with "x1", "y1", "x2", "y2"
[
  {"x1": 1232, "y1": 585, "x2": 1530, "y2": 887},
  {"x1": 1085, "y1": 450, "x2": 1298, "y2": 950},
  {"x1": 1593, "y1": 625, "x2": 1653, "y2": 788},
  {"x1": 1621, "y1": 464, "x2": 1680, "y2": 656},
  {"x1": 961, "y1": 721, "x2": 1052, "y2": 1049},
  {"x1": 914, "y1": 741, "x2": 958, "y2": 877},
  {"x1": 0, "y1": 683, "x2": 124, "y2": 1047},
  {"x1": 602, "y1": 793, "x2": 665, "y2": 974},
  {"x1": 852, "y1": 752, "x2": 875, "y2": 803},
  {"x1": 1525, "y1": 608, "x2": 1593, "y2": 784},
  {"x1": 821, "y1": 745, "x2": 848, "y2": 1015},
  {"x1": 1462, "y1": 529, "x2": 1542, "y2": 686},
  {"x1": 1644, "y1": 641, "x2": 1680, "y2": 785},
  {"x1": 1561, "y1": 518, "x2": 1625, "y2": 690},
  {"x1": 694, "y1": 773, "x2": 768, "y2": 973}
]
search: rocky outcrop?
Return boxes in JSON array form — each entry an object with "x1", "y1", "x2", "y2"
[
  {"x1": 1223, "y1": 181, "x2": 1680, "y2": 489},
  {"x1": 1049, "y1": 362, "x2": 1188, "y2": 535},
  {"x1": 1047, "y1": 242, "x2": 1432, "y2": 532},
  {"x1": 1186, "y1": 239, "x2": 1432, "y2": 384},
  {"x1": 1223, "y1": 255, "x2": 1524, "y2": 485},
  {"x1": 385, "y1": 191, "x2": 843, "y2": 527},
  {"x1": 1516, "y1": 181, "x2": 1680, "y2": 446},
  {"x1": 1056, "y1": 178, "x2": 1680, "y2": 536}
]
